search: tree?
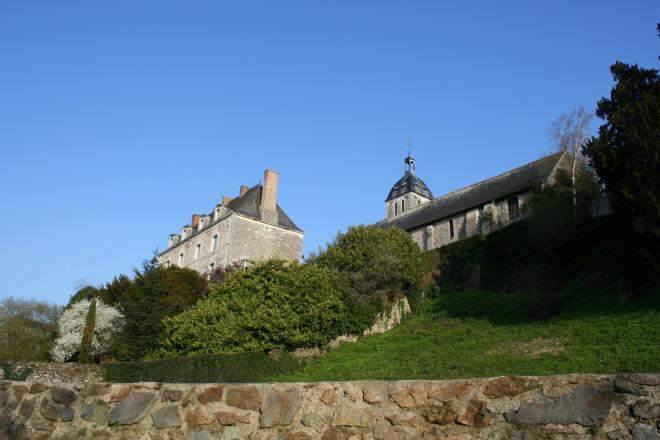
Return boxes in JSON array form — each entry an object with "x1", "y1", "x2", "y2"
[
  {"x1": 97, "y1": 274, "x2": 133, "y2": 308},
  {"x1": 51, "y1": 298, "x2": 123, "y2": 363},
  {"x1": 67, "y1": 285, "x2": 99, "y2": 306},
  {"x1": 548, "y1": 107, "x2": 594, "y2": 221},
  {"x1": 0, "y1": 297, "x2": 61, "y2": 327},
  {"x1": 311, "y1": 225, "x2": 422, "y2": 299},
  {"x1": 582, "y1": 62, "x2": 660, "y2": 235},
  {"x1": 0, "y1": 297, "x2": 62, "y2": 361},
  {"x1": 116, "y1": 262, "x2": 208, "y2": 360},
  {"x1": 310, "y1": 225, "x2": 422, "y2": 334}
]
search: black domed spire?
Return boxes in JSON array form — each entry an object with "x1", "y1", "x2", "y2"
[{"x1": 385, "y1": 144, "x2": 433, "y2": 202}]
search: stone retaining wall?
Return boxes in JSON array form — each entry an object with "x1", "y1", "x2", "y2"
[{"x1": 1, "y1": 374, "x2": 659, "y2": 439}]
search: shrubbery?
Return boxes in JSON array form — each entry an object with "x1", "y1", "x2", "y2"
[
  {"x1": 104, "y1": 352, "x2": 300, "y2": 383},
  {"x1": 159, "y1": 260, "x2": 344, "y2": 356},
  {"x1": 310, "y1": 225, "x2": 422, "y2": 334}
]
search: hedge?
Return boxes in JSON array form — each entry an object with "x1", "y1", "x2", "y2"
[{"x1": 103, "y1": 352, "x2": 300, "y2": 383}]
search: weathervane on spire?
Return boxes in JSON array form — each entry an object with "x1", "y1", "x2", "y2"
[{"x1": 404, "y1": 140, "x2": 416, "y2": 172}]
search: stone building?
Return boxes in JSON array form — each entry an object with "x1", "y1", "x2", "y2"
[
  {"x1": 377, "y1": 151, "x2": 569, "y2": 251},
  {"x1": 158, "y1": 169, "x2": 303, "y2": 273}
]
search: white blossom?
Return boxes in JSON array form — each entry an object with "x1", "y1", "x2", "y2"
[{"x1": 51, "y1": 298, "x2": 124, "y2": 362}]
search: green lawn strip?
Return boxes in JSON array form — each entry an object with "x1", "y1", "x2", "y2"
[{"x1": 267, "y1": 290, "x2": 660, "y2": 382}]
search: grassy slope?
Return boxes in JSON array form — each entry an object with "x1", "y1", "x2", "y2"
[{"x1": 269, "y1": 289, "x2": 660, "y2": 382}]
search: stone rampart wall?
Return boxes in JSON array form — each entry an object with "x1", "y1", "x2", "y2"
[{"x1": 1, "y1": 374, "x2": 659, "y2": 440}]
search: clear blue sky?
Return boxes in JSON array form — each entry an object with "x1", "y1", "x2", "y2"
[{"x1": 1, "y1": 1, "x2": 658, "y2": 305}]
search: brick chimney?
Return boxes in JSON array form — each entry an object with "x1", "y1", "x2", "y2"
[
  {"x1": 239, "y1": 185, "x2": 250, "y2": 197},
  {"x1": 191, "y1": 214, "x2": 200, "y2": 228},
  {"x1": 222, "y1": 196, "x2": 234, "y2": 206},
  {"x1": 260, "y1": 169, "x2": 279, "y2": 224}
]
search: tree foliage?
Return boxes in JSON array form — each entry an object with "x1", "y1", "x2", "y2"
[
  {"x1": 97, "y1": 274, "x2": 133, "y2": 308},
  {"x1": 115, "y1": 264, "x2": 209, "y2": 360},
  {"x1": 0, "y1": 297, "x2": 62, "y2": 362},
  {"x1": 51, "y1": 299, "x2": 123, "y2": 363},
  {"x1": 78, "y1": 298, "x2": 96, "y2": 364},
  {"x1": 582, "y1": 62, "x2": 660, "y2": 235},
  {"x1": 0, "y1": 297, "x2": 61, "y2": 327},
  {"x1": 159, "y1": 260, "x2": 344, "y2": 356},
  {"x1": 311, "y1": 225, "x2": 422, "y2": 299},
  {"x1": 309, "y1": 225, "x2": 422, "y2": 334}
]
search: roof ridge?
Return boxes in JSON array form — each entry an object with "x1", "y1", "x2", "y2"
[{"x1": 432, "y1": 152, "x2": 563, "y2": 202}]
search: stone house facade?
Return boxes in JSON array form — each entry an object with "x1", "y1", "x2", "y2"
[
  {"x1": 158, "y1": 170, "x2": 303, "y2": 274},
  {"x1": 378, "y1": 151, "x2": 569, "y2": 251}
]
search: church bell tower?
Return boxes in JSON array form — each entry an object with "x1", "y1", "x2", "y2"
[{"x1": 385, "y1": 145, "x2": 433, "y2": 219}]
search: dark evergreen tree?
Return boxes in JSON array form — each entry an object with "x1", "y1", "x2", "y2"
[
  {"x1": 582, "y1": 62, "x2": 659, "y2": 235},
  {"x1": 583, "y1": 60, "x2": 660, "y2": 297},
  {"x1": 115, "y1": 254, "x2": 208, "y2": 360}
]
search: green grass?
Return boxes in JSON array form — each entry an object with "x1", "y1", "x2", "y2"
[{"x1": 267, "y1": 289, "x2": 660, "y2": 382}]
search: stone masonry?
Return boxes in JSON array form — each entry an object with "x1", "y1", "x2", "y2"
[
  {"x1": 158, "y1": 169, "x2": 303, "y2": 275},
  {"x1": 2, "y1": 374, "x2": 659, "y2": 439}
]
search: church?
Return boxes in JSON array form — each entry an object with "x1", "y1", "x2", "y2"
[
  {"x1": 158, "y1": 169, "x2": 303, "y2": 273},
  {"x1": 377, "y1": 150, "x2": 569, "y2": 251}
]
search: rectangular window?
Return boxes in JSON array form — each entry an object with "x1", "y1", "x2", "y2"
[
  {"x1": 178, "y1": 253, "x2": 184, "y2": 266},
  {"x1": 209, "y1": 262, "x2": 215, "y2": 272},
  {"x1": 449, "y1": 219, "x2": 455, "y2": 239},
  {"x1": 508, "y1": 197, "x2": 520, "y2": 220},
  {"x1": 212, "y1": 234, "x2": 219, "y2": 251},
  {"x1": 195, "y1": 243, "x2": 201, "y2": 259},
  {"x1": 401, "y1": 200, "x2": 405, "y2": 212},
  {"x1": 395, "y1": 203, "x2": 398, "y2": 215}
]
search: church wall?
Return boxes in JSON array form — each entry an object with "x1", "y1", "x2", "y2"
[{"x1": 406, "y1": 190, "x2": 532, "y2": 252}]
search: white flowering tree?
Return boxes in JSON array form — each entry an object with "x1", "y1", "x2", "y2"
[{"x1": 51, "y1": 298, "x2": 124, "y2": 362}]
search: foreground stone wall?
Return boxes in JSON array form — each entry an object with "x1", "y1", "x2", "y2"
[{"x1": 1, "y1": 374, "x2": 658, "y2": 440}]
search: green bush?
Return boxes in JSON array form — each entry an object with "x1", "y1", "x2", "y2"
[
  {"x1": 103, "y1": 352, "x2": 300, "y2": 383},
  {"x1": 311, "y1": 225, "x2": 422, "y2": 334},
  {"x1": 312, "y1": 225, "x2": 422, "y2": 297},
  {"x1": 159, "y1": 260, "x2": 344, "y2": 356},
  {"x1": 0, "y1": 362, "x2": 33, "y2": 381}
]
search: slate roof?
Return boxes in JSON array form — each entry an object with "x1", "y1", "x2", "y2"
[
  {"x1": 225, "y1": 184, "x2": 302, "y2": 232},
  {"x1": 377, "y1": 152, "x2": 566, "y2": 231},
  {"x1": 160, "y1": 183, "x2": 302, "y2": 255},
  {"x1": 385, "y1": 171, "x2": 433, "y2": 202}
]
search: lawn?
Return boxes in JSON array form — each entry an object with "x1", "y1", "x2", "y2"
[{"x1": 267, "y1": 288, "x2": 660, "y2": 382}]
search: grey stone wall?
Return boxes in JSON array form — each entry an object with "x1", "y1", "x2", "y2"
[
  {"x1": 387, "y1": 193, "x2": 432, "y2": 219},
  {"x1": 406, "y1": 190, "x2": 531, "y2": 252},
  {"x1": 2, "y1": 374, "x2": 659, "y2": 439},
  {"x1": 226, "y1": 215, "x2": 303, "y2": 265},
  {"x1": 158, "y1": 214, "x2": 303, "y2": 274}
]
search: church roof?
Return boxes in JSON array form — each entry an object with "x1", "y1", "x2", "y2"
[
  {"x1": 226, "y1": 184, "x2": 302, "y2": 232},
  {"x1": 385, "y1": 171, "x2": 433, "y2": 202},
  {"x1": 378, "y1": 151, "x2": 566, "y2": 231}
]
